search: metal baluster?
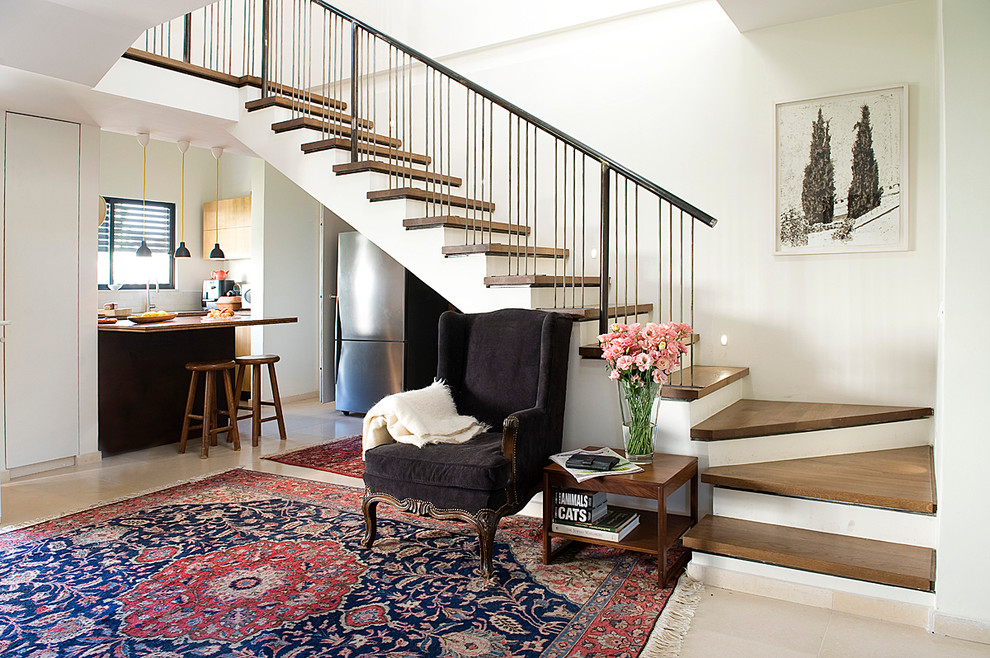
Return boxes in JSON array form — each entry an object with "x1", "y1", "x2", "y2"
[
  {"x1": 634, "y1": 186, "x2": 639, "y2": 325},
  {"x1": 599, "y1": 164, "x2": 611, "y2": 338},
  {"x1": 581, "y1": 156, "x2": 586, "y2": 309},
  {"x1": 522, "y1": 121, "x2": 529, "y2": 276},
  {"x1": 572, "y1": 147, "x2": 578, "y2": 309},
  {"x1": 615, "y1": 177, "x2": 629, "y2": 324}
]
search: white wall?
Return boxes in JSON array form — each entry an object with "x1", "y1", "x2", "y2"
[
  {"x1": 98, "y1": 130, "x2": 255, "y2": 311},
  {"x1": 935, "y1": 0, "x2": 990, "y2": 635},
  {"x1": 429, "y1": 0, "x2": 940, "y2": 411},
  {"x1": 254, "y1": 162, "x2": 321, "y2": 398}
]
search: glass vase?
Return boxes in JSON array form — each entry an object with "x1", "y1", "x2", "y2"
[{"x1": 617, "y1": 378, "x2": 661, "y2": 464}]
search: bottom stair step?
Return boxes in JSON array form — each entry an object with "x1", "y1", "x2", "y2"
[{"x1": 683, "y1": 515, "x2": 935, "y2": 591}]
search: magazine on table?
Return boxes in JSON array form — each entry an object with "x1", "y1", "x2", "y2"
[{"x1": 550, "y1": 447, "x2": 643, "y2": 483}]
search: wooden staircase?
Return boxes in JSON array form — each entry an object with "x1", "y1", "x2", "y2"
[
  {"x1": 124, "y1": 27, "x2": 940, "y2": 606},
  {"x1": 683, "y1": 404, "x2": 937, "y2": 593}
]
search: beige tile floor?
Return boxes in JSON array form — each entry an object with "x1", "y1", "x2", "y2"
[{"x1": 2, "y1": 397, "x2": 988, "y2": 656}]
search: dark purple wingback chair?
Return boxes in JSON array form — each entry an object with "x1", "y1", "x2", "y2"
[{"x1": 361, "y1": 308, "x2": 574, "y2": 578}]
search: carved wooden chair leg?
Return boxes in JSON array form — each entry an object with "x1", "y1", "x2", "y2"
[
  {"x1": 362, "y1": 493, "x2": 379, "y2": 548},
  {"x1": 476, "y1": 511, "x2": 500, "y2": 579}
]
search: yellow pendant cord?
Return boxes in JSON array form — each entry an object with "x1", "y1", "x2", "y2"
[
  {"x1": 180, "y1": 151, "x2": 185, "y2": 241},
  {"x1": 142, "y1": 144, "x2": 147, "y2": 240},
  {"x1": 215, "y1": 157, "x2": 220, "y2": 244}
]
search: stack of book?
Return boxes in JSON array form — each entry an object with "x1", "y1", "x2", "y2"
[{"x1": 550, "y1": 488, "x2": 640, "y2": 541}]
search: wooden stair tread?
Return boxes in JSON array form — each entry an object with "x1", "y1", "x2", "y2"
[
  {"x1": 484, "y1": 274, "x2": 600, "y2": 287},
  {"x1": 682, "y1": 515, "x2": 935, "y2": 591},
  {"x1": 302, "y1": 139, "x2": 430, "y2": 166},
  {"x1": 246, "y1": 96, "x2": 366, "y2": 126},
  {"x1": 442, "y1": 243, "x2": 568, "y2": 258},
  {"x1": 544, "y1": 304, "x2": 654, "y2": 321},
  {"x1": 123, "y1": 50, "x2": 346, "y2": 110},
  {"x1": 368, "y1": 187, "x2": 495, "y2": 212},
  {"x1": 661, "y1": 365, "x2": 748, "y2": 401},
  {"x1": 333, "y1": 161, "x2": 460, "y2": 186},
  {"x1": 691, "y1": 399, "x2": 934, "y2": 441},
  {"x1": 403, "y1": 216, "x2": 530, "y2": 236},
  {"x1": 703, "y1": 446, "x2": 936, "y2": 513},
  {"x1": 273, "y1": 118, "x2": 401, "y2": 148},
  {"x1": 124, "y1": 48, "x2": 242, "y2": 86}
]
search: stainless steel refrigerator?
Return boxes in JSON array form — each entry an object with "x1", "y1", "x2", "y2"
[{"x1": 334, "y1": 232, "x2": 451, "y2": 414}]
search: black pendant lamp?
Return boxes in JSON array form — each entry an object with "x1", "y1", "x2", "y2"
[
  {"x1": 135, "y1": 133, "x2": 153, "y2": 258},
  {"x1": 173, "y1": 140, "x2": 191, "y2": 258},
  {"x1": 209, "y1": 146, "x2": 225, "y2": 260}
]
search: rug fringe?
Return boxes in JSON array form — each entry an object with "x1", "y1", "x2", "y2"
[
  {"x1": 639, "y1": 575, "x2": 704, "y2": 658},
  {"x1": 0, "y1": 469, "x2": 246, "y2": 535}
]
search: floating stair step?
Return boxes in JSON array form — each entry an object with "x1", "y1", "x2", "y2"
[
  {"x1": 302, "y1": 139, "x2": 430, "y2": 166},
  {"x1": 691, "y1": 400, "x2": 934, "y2": 441},
  {"x1": 683, "y1": 515, "x2": 935, "y2": 591},
  {"x1": 246, "y1": 96, "x2": 364, "y2": 126},
  {"x1": 333, "y1": 161, "x2": 460, "y2": 186},
  {"x1": 703, "y1": 446, "x2": 935, "y2": 513},
  {"x1": 403, "y1": 216, "x2": 530, "y2": 236},
  {"x1": 273, "y1": 118, "x2": 400, "y2": 148},
  {"x1": 442, "y1": 243, "x2": 568, "y2": 258},
  {"x1": 543, "y1": 304, "x2": 654, "y2": 321},
  {"x1": 368, "y1": 187, "x2": 495, "y2": 213},
  {"x1": 660, "y1": 365, "x2": 748, "y2": 401},
  {"x1": 484, "y1": 274, "x2": 600, "y2": 288},
  {"x1": 123, "y1": 50, "x2": 349, "y2": 113},
  {"x1": 240, "y1": 79, "x2": 345, "y2": 110},
  {"x1": 124, "y1": 48, "x2": 243, "y2": 86}
]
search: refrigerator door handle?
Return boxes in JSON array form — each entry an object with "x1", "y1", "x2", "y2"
[{"x1": 334, "y1": 300, "x2": 342, "y2": 380}]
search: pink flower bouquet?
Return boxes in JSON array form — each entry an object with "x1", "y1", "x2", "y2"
[{"x1": 598, "y1": 322, "x2": 693, "y2": 461}]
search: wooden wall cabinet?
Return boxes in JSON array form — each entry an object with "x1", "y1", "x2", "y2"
[{"x1": 203, "y1": 195, "x2": 251, "y2": 259}]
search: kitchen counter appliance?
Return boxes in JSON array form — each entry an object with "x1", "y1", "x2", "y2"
[{"x1": 203, "y1": 279, "x2": 238, "y2": 309}]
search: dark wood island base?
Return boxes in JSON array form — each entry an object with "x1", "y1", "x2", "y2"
[{"x1": 98, "y1": 315, "x2": 296, "y2": 455}]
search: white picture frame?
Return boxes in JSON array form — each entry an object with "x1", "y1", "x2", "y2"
[{"x1": 774, "y1": 84, "x2": 908, "y2": 255}]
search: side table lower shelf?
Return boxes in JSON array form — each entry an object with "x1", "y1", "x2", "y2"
[{"x1": 542, "y1": 451, "x2": 699, "y2": 587}]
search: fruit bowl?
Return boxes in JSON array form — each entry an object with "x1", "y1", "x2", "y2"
[{"x1": 127, "y1": 312, "x2": 178, "y2": 324}]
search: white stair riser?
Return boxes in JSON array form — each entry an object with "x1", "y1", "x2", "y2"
[
  {"x1": 706, "y1": 418, "x2": 933, "y2": 467},
  {"x1": 687, "y1": 555, "x2": 934, "y2": 625},
  {"x1": 712, "y1": 488, "x2": 937, "y2": 547}
]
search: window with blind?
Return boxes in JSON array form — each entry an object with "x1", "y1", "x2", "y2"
[{"x1": 98, "y1": 197, "x2": 176, "y2": 289}]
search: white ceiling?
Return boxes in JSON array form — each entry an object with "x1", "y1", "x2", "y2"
[
  {"x1": 0, "y1": 0, "x2": 914, "y2": 156},
  {"x1": 716, "y1": 0, "x2": 912, "y2": 33}
]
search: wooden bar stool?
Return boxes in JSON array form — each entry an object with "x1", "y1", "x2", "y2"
[
  {"x1": 234, "y1": 354, "x2": 287, "y2": 446},
  {"x1": 179, "y1": 360, "x2": 241, "y2": 459}
]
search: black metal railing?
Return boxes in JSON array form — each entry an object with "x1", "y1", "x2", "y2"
[{"x1": 134, "y1": 0, "x2": 716, "y2": 377}]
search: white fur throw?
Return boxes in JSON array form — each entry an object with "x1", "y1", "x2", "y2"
[{"x1": 362, "y1": 381, "x2": 489, "y2": 456}]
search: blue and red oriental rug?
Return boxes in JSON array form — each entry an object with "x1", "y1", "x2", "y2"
[{"x1": 0, "y1": 469, "x2": 696, "y2": 656}]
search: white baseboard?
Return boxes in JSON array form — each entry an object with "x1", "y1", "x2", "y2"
[
  {"x1": 3, "y1": 456, "x2": 77, "y2": 481},
  {"x1": 76, "y1": 451, "x2": 102, "y2": 465},
  {"x1": 687, "y1": 555, "x2": 934, "y2": 628},
  {"x1": 933, "y1": 612, "x2": 990, "y2": 645}
]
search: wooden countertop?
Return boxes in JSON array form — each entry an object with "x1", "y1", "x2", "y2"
[{"x1": 98, "y1": 313, "x2": 297, "y2": 333}]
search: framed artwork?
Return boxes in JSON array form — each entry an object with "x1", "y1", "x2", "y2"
[{"x1": 774, "y1": 85, "x2": 908, "y2": 255}]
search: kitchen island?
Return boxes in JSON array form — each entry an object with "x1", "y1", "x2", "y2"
[{"x1": 98, "y1": 313, "x2": 297, "y2": 455}]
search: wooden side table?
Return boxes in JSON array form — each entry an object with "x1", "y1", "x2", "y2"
[{"x1": 542, "y1": 451, "x2": 699, "y2": 587}]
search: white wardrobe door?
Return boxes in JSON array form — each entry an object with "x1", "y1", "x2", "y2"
[{"x1": 3, "y1": 113, "x2": 80, "y2": 468}]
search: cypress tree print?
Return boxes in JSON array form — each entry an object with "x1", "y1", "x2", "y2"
[
  {"x1": 801, "y1": 108, "x2": 835, "y2": 225},
  {"x1": 847, "y1": 104, "x2": 883, "y2": 219}
]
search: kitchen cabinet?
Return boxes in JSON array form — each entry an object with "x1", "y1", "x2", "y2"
[
  {"x1": 203, "y1": 195, "x2": 251, "y2": 259},
  {"x1": 2, "y1": 113, "x2": 81, "y2": 469}
]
